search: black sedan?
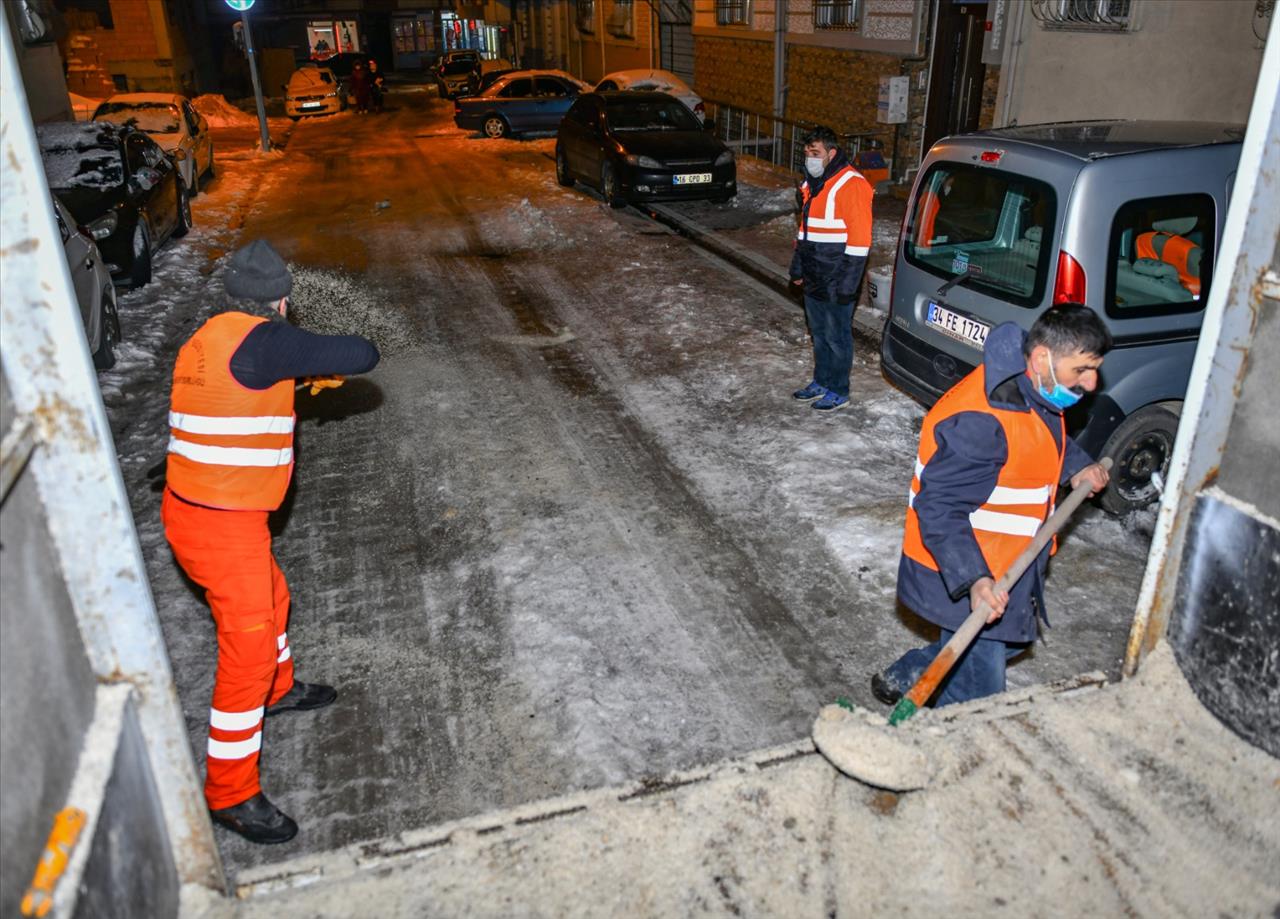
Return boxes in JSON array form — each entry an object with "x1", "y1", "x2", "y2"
[
  {"x1": 37, "y1": 121, "x2": 190, "y2": 288},
  {"x1": 555, "y1": 91, "x2": 736, "y2": 208}
]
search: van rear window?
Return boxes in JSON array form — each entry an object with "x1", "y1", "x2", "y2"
[{"x1": 903, "y1": 163, "x2": 1056, "y2": 308}]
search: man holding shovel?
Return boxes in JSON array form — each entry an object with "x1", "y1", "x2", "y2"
[{"x1": 871, "y1": 304, "x2": 1112, "y2": 708}]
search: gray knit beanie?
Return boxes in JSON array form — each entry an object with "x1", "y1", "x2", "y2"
[{"x1": 224, "y1": 240, "x2": 292, "y2": 302}]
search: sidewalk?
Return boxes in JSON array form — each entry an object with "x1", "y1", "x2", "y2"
[{"x1": 651, "y1": 155, "x2": 907, "y2": 338}]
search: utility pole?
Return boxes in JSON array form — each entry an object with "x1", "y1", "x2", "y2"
[{"x1": 227, "y1": 0, "x2": 270, "y2": 153}]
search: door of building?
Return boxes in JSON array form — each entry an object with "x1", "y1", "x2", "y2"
[{"x1": 923, "y1": 1, "x2": 987, "y2": 153}]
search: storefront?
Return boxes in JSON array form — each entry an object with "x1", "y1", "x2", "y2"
[
  {"x1": 440, "y1": 12, "x2": 507, "y2": 61},
  {"x1": 307, "y1": 19, "x2": 361, "y2": 61}
]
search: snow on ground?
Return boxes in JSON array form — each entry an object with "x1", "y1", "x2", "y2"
[{"x1": 96, "y1": 92, "x2": 1155, "y2": 874}]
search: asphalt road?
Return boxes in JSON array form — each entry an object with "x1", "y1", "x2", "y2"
[{"x1": 109, "y1": 90, "x2": 1149, "y2": 874}]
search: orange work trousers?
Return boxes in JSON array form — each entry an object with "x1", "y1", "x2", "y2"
[{"x1": 162, "y1": 488, "x2": 295, "y2": 810}]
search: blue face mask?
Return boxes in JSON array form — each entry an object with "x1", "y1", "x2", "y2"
[{"x1": 1037, "y1": 351, "x2": 1083, "y2": 409}]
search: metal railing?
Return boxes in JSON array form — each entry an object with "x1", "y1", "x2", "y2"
[{"x1": 702, "y1": 97, "x2": 891, "y2": 174}]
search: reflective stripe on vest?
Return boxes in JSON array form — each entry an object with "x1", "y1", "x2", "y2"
[
  {"x1": 167, "y1": 312, "x2": 296, "y2": 511},
  {"x1": 1136, "y1": 231, "x2": 1201, "y2": 295},
  {"x1": 902, "y1": 368, "x2": 1065, "y2": 578}
]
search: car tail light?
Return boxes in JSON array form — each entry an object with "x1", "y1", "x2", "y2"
[
  {"x1": 454, "y1": 101, "x2": 461, "y2": 114},
  {"x1": 694, "y1": 101, "x2": 705, "y2": 115},
  {"x1": 1053, "y1": 250, "x2": 1087, "y2": 304},
  {"x1": 980, "y1": 149, "x2": 1004, "y2": 164}
]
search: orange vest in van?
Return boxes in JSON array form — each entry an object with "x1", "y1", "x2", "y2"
[
  {"x1": 1136, "y1": 231, "x2": 1200, "y2": 296},
  {"x1": 903, "y1": 368, "x2": 1065, "y2": 579},
  {"x1": 167, "y1": 313, "x2": 295, "y2": 511}
]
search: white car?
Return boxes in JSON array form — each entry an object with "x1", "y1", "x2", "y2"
[
  {"x1": 92, "y1": 93, "x2": 214, "y2": 195},
  {"x1": 52, "y1": 196, "x2": 120, "y2": 369},
  {"x1": 594, "y1": 69, "x2": 705, "y2": 123},
  {"x1": 285, "y1": 66, "x2": 345, "y2": 119}
]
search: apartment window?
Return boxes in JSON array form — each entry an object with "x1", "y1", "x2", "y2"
[
  {"x1": 1030, "y1": 0, "x2": 1135, "y2": 31},
  {"x1": 577, "y1": 0, "x2": 595, "y2": 33},
  {"x1": 715, "y1": 0, "x2": 750, "y2": 26},
  {"x1": 608, "y1": 0, "x2": 635, "y2": 37},
  {"x1": 814, "y1": 0, "x2": 858, "y2": 29}
]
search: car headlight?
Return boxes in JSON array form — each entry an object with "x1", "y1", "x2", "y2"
[
  {"x1": 625, "y1": 154, "x2": 663, "y2": 169},
  {"x1": 715, "y1": 150, "x2": 734, "y2": 167},
  {"x1": 88, "y1": 212, "x2": 118, "y2": 240},
  {"x1": 325, "y1": 91, "x2": 338, "y2": 98}
]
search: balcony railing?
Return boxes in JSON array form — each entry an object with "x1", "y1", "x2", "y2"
[{"x1": 701, "y1": 98, "x2": 891, "y2": 175}]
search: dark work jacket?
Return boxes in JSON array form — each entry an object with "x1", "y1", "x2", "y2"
[{"x1": 896, "y1": 322, "x2": 1095, "y2": 643}]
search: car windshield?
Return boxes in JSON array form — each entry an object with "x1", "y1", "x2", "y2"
[
  {"x1": 37, "y1": 124, "x2": 123, "y2": 190},
  {"x1": 95, "y1": 102, "x2": 181, "y2": 134},
  {"x1": 442, "y1": 60, "x2": 476, "y2": 75},
  {"x1": 903, "y1": 162, "x2": 1057, "y2": 307},
  {"x1": 606, "y1": 98, "x2": 699, "y2": 132}
]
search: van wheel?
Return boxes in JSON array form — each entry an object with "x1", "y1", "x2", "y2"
[{"x1": 1097, "y1": 404, "x2": 1180, "y2": 515}]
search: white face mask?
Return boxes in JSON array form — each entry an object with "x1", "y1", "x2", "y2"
[{"x1": 804, "y1": 155, "x2": 826, "y2": 178}]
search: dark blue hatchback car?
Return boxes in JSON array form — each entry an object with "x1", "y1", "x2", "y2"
[{"x1": 453, "y1": 70, "x2": 589, "y2": 139}]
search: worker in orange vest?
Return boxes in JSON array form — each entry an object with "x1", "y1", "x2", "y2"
[
  {"x1": 789, "y1": 125, "x2": 874, "y2": 412},
  {"x1": 870, "y1": 305, "x2": 1111, "y2": 707},
  {"x1": 162, "y1": 240, "x2": 379, "y2": 844}
]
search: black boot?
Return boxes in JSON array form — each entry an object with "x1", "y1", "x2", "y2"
[
  {"x1": 210, "y1": 793, "x2": 298, "y2": 844},
  {"x1": 266, "y1": 681, "x2": 338, "y2": 717},
  {"x1": 870, "y1": 672, "x2": 903, "y2": 706}
]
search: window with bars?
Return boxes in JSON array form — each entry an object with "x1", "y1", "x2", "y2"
[
  {"x1": 814, "y1": 0, "x2": 858, "y2": 29},
  {"x1": 608, "y1": 0, "x2": 635, "y2": 37},
  {"x1": 715, "y1": 0, "x2": 750, "y2": 26},
  {"x1": 1030, "y1": 0, "x2": 1135, "y2": 31},
  {"x1": 577, "y1": 0, "x2": 595, "y2": 33}
]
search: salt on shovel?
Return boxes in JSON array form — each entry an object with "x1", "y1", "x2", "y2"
[{"x1": 813, "y1": 458, "x2": 1112, "y2": 790}]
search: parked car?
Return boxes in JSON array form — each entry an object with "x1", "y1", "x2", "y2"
[
  {"x1": 453, "y1": 70, "x2": 589, "y2": 138},
  {"x1": 37, "y1": 121, "x2": 190, "y2": 289},
  {"x1": 284, "y1": 66, "x2": 345, "y2": 119},
  {"x1": 52, "y1": 196, "x2": 120, "y2": 369},
  {"x1": 880, "y1": 120, "x2": 1244, "y2": 514},
  {"x1": 555, "y1": 91, "x2": 735, "y2": 208},
  {"x1": 437, "y1": 58, "x2": 481, "y2": 99},
  {"x1": 431, "y1": 49, "x2": 481, "y2": 78},
  {"x1": 594, "y1": 69, "x2": 705, "y2": 123},
  {"x1": 476, "y1": 67, "x2": 520, "y2": 95},
  {"x1": 92, "y1": 93, "x2": 215, "y2": 195}
]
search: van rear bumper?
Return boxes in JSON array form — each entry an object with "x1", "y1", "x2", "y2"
[{"x1": 880, "y1": 319, "x2": 975, "y2": 407}]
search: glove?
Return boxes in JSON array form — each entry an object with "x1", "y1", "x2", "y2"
[{"x1": 302, "y1": 375, "x2": 345, "y2": 396}]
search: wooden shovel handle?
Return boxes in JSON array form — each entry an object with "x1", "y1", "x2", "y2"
[{"x1": 893, "y1": 458, "x2": 1113, "y2": 720}]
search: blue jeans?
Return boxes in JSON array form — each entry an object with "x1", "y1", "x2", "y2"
[
  {"x1": 803, "y1": 295, "x2": 855, "y2": 398},
  {"x1": 882, "y1": 629, "x2": 1027, "y2": 707}
]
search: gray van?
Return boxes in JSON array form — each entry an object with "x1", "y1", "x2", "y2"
[{"x1": 881, "y1": 121, "x2": 1243, "y2": 514}]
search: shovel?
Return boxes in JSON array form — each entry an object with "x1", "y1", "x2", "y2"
[{"x1": 814, "y1": 457, "x2": 1111, "y2": 790}]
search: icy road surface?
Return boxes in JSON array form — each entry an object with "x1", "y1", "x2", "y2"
[{"x1": 98, "y1": 91, "x2": 1153, "y2": 873}]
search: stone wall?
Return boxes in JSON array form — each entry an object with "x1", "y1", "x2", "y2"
[
  {"x1": 978, "y1": 64, "x2": 1000, "y2": 130},
  {"x1": 692, "y1": 34, "x2": 773, "y2": 113}
]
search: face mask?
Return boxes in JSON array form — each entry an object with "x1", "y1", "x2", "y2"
[
  {"x1": 1037, "y1": 350, "x2": 1083, "y2": 409},
  {"x1": 804, "y1": 156, "x2": 826, "y2": 178}
]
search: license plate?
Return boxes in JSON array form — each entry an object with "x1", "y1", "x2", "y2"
[
  {"x1": 926, "y1": 301, "x2": 990, "y2": 350},
  {"x1": 301, "y1": 102, "x2": 322, "y2": 109},
  {"x1": 673, "y1": 173, "x2": 711, "y2": 185}
]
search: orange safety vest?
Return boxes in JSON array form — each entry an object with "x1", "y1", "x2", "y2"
[
  {"x1": 902, "y1": 368, "x2": 1065, "y2": 579},
  {"x1": 797, "y1": 165, "x2": 874, "y2": 257},
  {"x1": 915, "y1": 188, "x2": 941, "y2": 248},
  {"x1": 1136, "y1": 231, "x2": 1201, "y2": 296},
  {"x1": 167, "y1": 312, "x2": 295, "y2": 511}
]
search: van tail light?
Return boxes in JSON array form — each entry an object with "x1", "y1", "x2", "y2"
[{"x1": 1053, "y1": 250, "x2": 1087, "y2": 304}]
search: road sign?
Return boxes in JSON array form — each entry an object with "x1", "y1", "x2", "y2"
[{"x1": 225, "y1": 0, "x2": 255, "y2": 11}]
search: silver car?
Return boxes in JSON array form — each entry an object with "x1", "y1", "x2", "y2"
[
  {"x1": 881, "y1": 121, "x2": 1243, "y2": 514},
  {"x1": 53, "y1": 196, "x2": 120, "y2": 369}
]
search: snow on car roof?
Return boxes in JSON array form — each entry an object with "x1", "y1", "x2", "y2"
[
  {"x1": 36, "y1": 122, "x2": 124, "y2": 190},
  {"x1": 601, "y1": 69, "x2": 692, "y2": 92},
  {"x1": 95, "y1": 100, "x2": 182, "y2": 134},
  {"x1": 100, "y1": 92, "x2": 186, "y2": 105}
]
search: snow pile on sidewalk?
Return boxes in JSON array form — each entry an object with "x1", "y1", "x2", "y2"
[
  {"x1": 288, "y1": 264, "x2": 419, "y2": 356},
  {"x1": 193, "y1": 94, "x2": 258, "y2": 128}
]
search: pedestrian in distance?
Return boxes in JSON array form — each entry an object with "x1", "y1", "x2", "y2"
[
  {"x1": 870, "y1": 304, "x2": 1112, "y2": 708},
  {"x1": 790, "y1": 125, "x2": 875, "y2": 412},
  {"x1": 162, "y1": 240, "x2": 380, "y2": 844},
  {"x1": 368, "y1": 59, "x2": 385, "y2": 113},
  {"x1": 350, "y1": 59, "x2": 371, "y2": 114}
]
